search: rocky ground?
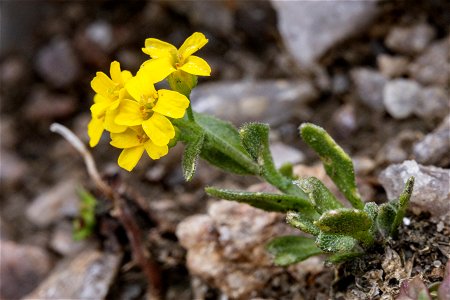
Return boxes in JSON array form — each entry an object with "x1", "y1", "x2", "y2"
[{"x1": 0, "y1": 1, "x2": 449, "y2": 299}]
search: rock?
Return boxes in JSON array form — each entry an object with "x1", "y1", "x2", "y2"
[
  {"x1": 0, "y1": 56, "x2": 27, "y2": 87},
  {"x1": 25, "y1": 248, "x2": 121, "y2": 299},
  {"x1": 379, "y1": 160, "x2": 450, "y2": 223},
  {"x1": 385, "y1": 23, "x2": 435, "y2": 55},
  {"x1": 50, "y1": 221, "x2": 90, "y2": 256},
  {"x1": 176, "y1": 190, "x2": 324, "y2": 298},
  {"x1": 272, "y1": 0, "x2": 378, "y2": 67},
  {"x1": 377, "y1": 130, "x2": 421, "y2": 164},
  {"x1": 0, "y1": 149, "x2": 27, "y2": 188},
  {"x1": 269, "y1": 142, "x2": 305, "y2": 169},
  {"x1": 0, "y1": 241, "x2": 52, "y2": 299},
  {"x1": 409, "y1": 38, "x2": 449, "y2": 86},
  {"x1": 35, "y1": 38, "x2": 80, "y2": 88},
  {"x1": 377, "y1": 54, "x2": 409, "y2": 78},
  {"x1": 84, "y1": 20, "x2": 114, "y2": 52},
  {"x1": 383, "y1": 79, "x2": 421, "y2": 119},
  {"x1": 24, "y1": 86, "x2": 77, "y2": 121},
  {"x1": 413, "y1": 115, "x2": 450, "y2": 166},
  {"x1": 353, "y1": 156, "x2": 376, "y2": 175},
  {"x1": 414, "y1": 86, "x2": 449, "y2": 121},
  {"x1": 351, "y1": 68, "x2": 387, "y2": 111},
  {"x1": 191, "y1": 80, "x2": 318, "y2": 125},
  {"x1": 0, "y1": 116, "x2": 17, "y2": 149},
  {"x1": 26, "y1": 179, "x2": 80, "y2": 227},
  {"x1": 331, "y1": 103, "x2": 358, "y2": 137}
]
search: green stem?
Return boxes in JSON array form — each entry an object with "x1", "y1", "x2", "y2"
[{"x1": 186, "y1": 103, "x2": 195, "y2": 122}]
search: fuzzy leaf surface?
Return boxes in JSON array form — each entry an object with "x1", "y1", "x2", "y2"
[
  {"x1": 297, "y1": 177, "x2": 344, "y2": 214},
  {"x1": 376, "y1": 202, "x2": 398, "y2": 238},
  {"x1": 286, "y1": 211, "x2": 320, "y2": 236},
  {"x1": 267, "y1": 236, "x2": 323, "y2": 266},
  {"x1": 300, "y1": 123, "x2": 363, "y2": 209},
  {"x1": 316, "y1": 232, "x2": 357, "y2": 253},
  {"x1": 315, "y1": 208, "x2": 372, "y2": 235},
  {"x1": 182, "y1": 132, "x2": 205, "y2": 181},
  {"x1": 391, "y1": 176, "x2": 415, "y2": 235}
]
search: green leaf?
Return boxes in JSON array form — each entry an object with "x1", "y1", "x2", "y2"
[
  {"x1": 364, "y1": 202, "x2": 379, "y2": 238},
  {"x1": 376, "y1": 202, "x2": 398, "y2": 238},
  {"x1": 314, "y1": 208, "x2": 372, "y2": 235},
  {"x1": 391, "y1": 176, "x2": 415, "y2": 235},
  {"x1": 279, "y1": 163, "x2": 296, "y2": 179},
  {"x1": 206, "y1": 187, "x2": 316, "y2": 216},
  {"x1": 296, "y1": 177, "x2": 344, "y2": 214},
  {"x1": 286, "y1": 211, "x2": 320, "y2": 236},
  {"x1": 300, "y1": 123, "x2": 363, "y2": 209},
  {"x1": 168, "y1": 70, "x2": 198, "y2": 97},
  {"x1": 266, "y1": 236, "x2": 323, "y2": 266},
  {"x1": 316, "y1": 232, "x2": 357, "y2": 253},
  {"x1": 73, "y1": 188, "x2": 97, "y2": 241},
  {"x1": 327, "y1": 251, "x2": 364, "y2": 264},
  {"x1": 182, "y1": 132, "x2": 205, "y2": 181}
]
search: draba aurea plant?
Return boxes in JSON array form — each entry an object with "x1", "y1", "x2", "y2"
[{"x1": 87, "y1": 32, "x2": 415, "y2": 265}]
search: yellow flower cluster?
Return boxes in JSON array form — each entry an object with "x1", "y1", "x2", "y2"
[{"x1": 88, "y1": 32, "x2": 210, "y2": 171}]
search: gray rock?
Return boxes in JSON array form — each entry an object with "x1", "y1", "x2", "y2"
[
  {"x1": 385, "y1": 23, "x2": 436, "y2": 55},
  {"x1": 0, "y1": 241, "x2": 52, "y2": 299},
  {"x1": 269, "y1": 142, "x2": 305, "y2": 169},
  {"x1": 351, "y1": 68, "x2": 387, "y2": 111},
  {"x1": 409, "y1": 38, "x2": 449, "y2": 86},
  {"x1": 272, "y1": 0, "x2": 378, "y2": 67},
  {"x1": 35, "y1": 38, "x2": 80, "y2": 88},
  {"x1": 377, "y1": 130, "x2": 421, "y2": 164},
  {"x1": 414, "y1": 86, "x2": 449, "y2": 120},
  {"x1": 413, "y1": 115, "x2": 450, "y2": 166},
  {"x1": 26, "y1": 179, "x2": 80, "y2": 227},
  {"x1": 0, "y1": 149, "x2": 27, "y2": 188},
  {"x1": 377, "y1": 54, "x2": 409, "y2": 78},
  {"x1": 50, "y1": 221, "x2": 90, "y2": 256},
  {"x1": 191, "y1": 80, "x2": 318, "y2": 125},
  {"x1": 379, "y1": 160, "x2": 450, "y2": 222},
  {"x1": 25, "y1": 248, "x2": 121, "y2": 299},
  {"x1": 85, "y1": 20, "x2": 114, "y2": 51},
  {"x1": 383, "y1": 79, "x2": 421, "y2": 119}
]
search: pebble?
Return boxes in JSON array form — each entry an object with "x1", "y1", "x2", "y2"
[
  {"x1": 409, "y1": 38, "x2": 449, "y2": 86},
  {"x1": 385, "y1": 23, "x2": 435, "y2": 55},
  {"x1": 269, "y1": 142, "x2": 305, "y2": 169},
  {"x1": 50, "y1": 221, "x2": 90, "y2": 256},
  {"x1": 0, "y1": 56, "x2": 27, "y2": 87},
  {"x1": 25, "y1": 248, "x2": 121, "y2": 299},
  {"x1": 191, "y1": 80, "x2": 318, "y2": 125},
  {"x1": 331, "y1": 104, "x2": 358, "y2": 136},
  {"x1": 414, "y1": 86, "x2": 449, "y2": 121},
  {"x1": 24, "y1": 86, "x2": 77, "y2": 121},
  {"x1": 26, "y1": 179, "x2": 80, "y2": 227},
  {"x1": 379, "y1": 160, "x2": 450, "y2": 223},
  {"x1": 35, "y1": 38, "x2": 80, "y2": 88},
  {"x1": 0, "y1": 241, "x2": 52, "y2": 299},
  {"x1": 351, "y1": 68, "x2": 387, "y2": 111},
  {"x1": 413, "y1": 115, "x2": 450, "y2": 166},
  {"x1": 272, "y1": 0, "x2": 378, "y2": 67},
  {"x1": 377, "y1": 54, "x2": 409, "y2": 78},
  {"x1": 0, "y1": 149, "x2": 28, "y2": 189},
  {"x1": 84, "y1": 20, "x2": 114, "y2": 52},
  {"x1": 383, "y1": 79, "x2": 421, "y2": 119}
]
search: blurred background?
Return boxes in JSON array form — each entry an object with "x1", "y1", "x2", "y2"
[{"x1": 1, "y1": 1, "x2": 449, "y2": 299}]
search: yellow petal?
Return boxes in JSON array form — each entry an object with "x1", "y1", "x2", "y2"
[
  {"x1": 121, "y1": 70, "x2": 132, "y2": 83},
  {"x1": 118, "y1": 146, "x2": 145, "y2": 171},
  {"x1": 179, "y1": 55, "x2": 211, "y2": 76},
  {"x1": 125, "y1": 73, "x2": 157, "y2": 102},
  {"x1": 88, "y1": 116, "x2": 104, "y2": 147},
  {"x1": 153, "y1": 89, "x2": 189, "y2": 119},
  {"x1": 91, "y1": 72, "x2": 115, "y2": 97},
  {"x1": 90, "y1": 101, "x2": 110, "y2": 117},
  {"x1": 110, "y1": 129, "x2": 142, "y2": 148},
  {"x1": 110, "y1": 61, "x2": 122, "y2": 84},
  {"x1": 104, "y1": 109, "x2": 127, "y2": 133},
  {"x1": 93, "y1": 93, "x2": 109, "y2": 104},
  {"x1": 143, "y1": 38, "x2": 177, "y2": 58},
  {"x1": 178, "y1": 32, "x2": 208, "y2": 59},
  {"x1": 144, "y1": 141, "x2": 168, "y2": 160},
  {"x1": 141, "y1": 58, "x2": 176, "y2": 83},
  {"x1": 142, "y1": 113, "x2": 175, "y2": 146},
  {"x1": 109, "y1": 99, "x2": 121, "y2": 111},
  {"x1": 115, "y1": 99, "x2": 144, "y2": 126}
]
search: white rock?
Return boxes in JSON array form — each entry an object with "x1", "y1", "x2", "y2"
[{"x1": 383, "y1": 79, "x2": 421, "y2": 119}]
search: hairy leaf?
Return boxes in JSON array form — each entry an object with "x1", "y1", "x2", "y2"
[
  {"x1": 315, "y1": 208, "x2": 372, "y2": 235},
  {"x1": 73, "y1": 188, "x2": 97, "y2": 241},
  {"x1": 316, "y1": 232, "x2": 357, "y2": 253},
  {"x1": 327, "y1": 251, "x2": 364, "y2": 264},
  {"x1": 300, "y1": 123, "x2": 363, "y2": 209},
  {"x1": 267, "y1": 236, "x2": 323, "y2": 266},
  {"x1": 182, "y1": 132, "x2": 205, "y2": 181},
  {"x1": 286, "y1": 211, "x2": 320, "y2": 236},
  {"x1": 376, "y1": 202, "x2": 398, "y2": 238},
  {"x1": 392, "y1": 176, "x2": 415, "y2": 235},
  {"x1": 297, "y1": 177, "x2": 344, "y2": 214}
]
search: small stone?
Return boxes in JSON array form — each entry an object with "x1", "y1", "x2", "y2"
[
  {"x1": 414, "y1": 86, "x2": 449, "y2": 121},
  {"x1": 0, "y1": 149, "x2": 28, "y2": 188},
  {"x1": 413, "y1": 115, "x2": 450, "y2": 166},
  {"x1": 24, "y1": 87, "x2": 77, "y2": 121},
  {"x1": 25, "y1": 248, "x2": 121, "y2": 299},
  {"x1": 269, "y1": 142, "x2": 305, "y2": 169},
  {"x1": 353, "y1": 156, "x2": 376, "y2": 175},
  {"x1": 331, "y1": 104, "x2": 358, "y2": 136},
  {"x1": 84, "y1": 20, "x2": 113, "y2": 51},
  {"x1": 383, "y1": 79, "x2": 421, "y2": 119},
  {"x1": 377, "y1": 130, "x2": 421, "y2": 164},
  {"x1": 0, "y1": 56, "x2": 27, "y2": 87},
  {"x1": 409, "y1": 38, "x2": 449, "y2": 86},
  {"x1": 145, "y1": 164, "x2": 167, "y2": 182},
  {"x1": 379, "y1": 160, "x2": 450, "y2": 222},
  {"x1": 377, "y1": 54, "x2": 409, "y2": 78},
  {"x1": 385, "y1": 23, "x2": 435, "y2": 55},
  {"x1": 272, "y1": 0, "x2": 378, "y2": 67},
  {"x1": 35, "y1": 38, "x2": 80, "y2": 88},
  {"x1": 351, "y1": 68, "x2": 387, "y2": 111},
  {"x1": 26, "y1": 179, "x2": 80, "y2": 227},
  {"x1": 50, "y1": 221, "x2": 90, "y2": 256},
  {"x1": 0, "y1": 241, "x2": 52, "y2": 299}
]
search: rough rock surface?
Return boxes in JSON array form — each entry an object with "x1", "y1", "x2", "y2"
[
  {"x1": 272, "y1": 0, "x2": 378, "y2": 67},
  {"x1": 351, "y1": 68, "x2": 387, "y2": 111},
  {"x1": 25, "y1": 248, "x2": 122, "y2": 299},
  {"x1": 383, "y1": 79, "x2": 421, "y2": 119},
  {"x1": 385, "y1": 23, "x2": 435, "y2": 55},
  {"x1": 379, "y1": 160, "x2": 450, "y2": 223},
  {"x1": 176, "y1": 195, "x2": 324, "y2": 299}
]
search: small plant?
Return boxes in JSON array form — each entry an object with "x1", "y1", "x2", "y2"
[{"x1": 83, "y1": 32, "x2": 415, "y2": 265}]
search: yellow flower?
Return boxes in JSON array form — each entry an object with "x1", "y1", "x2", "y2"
[
  {"x1": 114, "y1": 64, "x2": 189, "y2": 147},
  {"x1": 110, "y1": 127, "x2": 168, "y2": 171},
  {"x1": 88, "y1": 61, "x2": 131, "y2": 147},
  {"x1": 142, "y1": 32, "x2": 211, "y2": 81}
]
